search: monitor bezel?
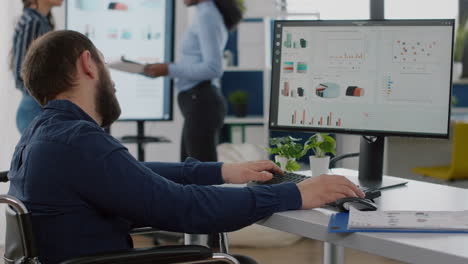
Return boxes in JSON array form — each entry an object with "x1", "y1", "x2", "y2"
[
  {"x1": 65, "y1": 0, "x2": 175, "y2": 122},
  {"x1": 269, "y1": 19, "x2": 455, "y2": 139}
]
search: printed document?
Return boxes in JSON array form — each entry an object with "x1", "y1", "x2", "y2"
[{"x1": 348, "y1": 207, "x2": 468, "y2": 230}]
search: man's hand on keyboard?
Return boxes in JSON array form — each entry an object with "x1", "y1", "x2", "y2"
[
  {"x1": 221, "y1": 160, "x2": 283, "y2": 184},
  {"x1": 297, "y1": 175, "x2": 365, "y2": 209}
]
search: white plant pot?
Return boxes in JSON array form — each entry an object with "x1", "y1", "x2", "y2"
[
  {"x1": 309, "y1": 156, "x2": 330, "y2": 176},
  {"x1": 275, "y1": 155, "x2": 295, "y2": 171}
]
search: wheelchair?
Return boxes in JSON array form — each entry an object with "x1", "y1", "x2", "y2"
[{"x1": 0, "y1": 170, "x2": 256, "y2": 264}]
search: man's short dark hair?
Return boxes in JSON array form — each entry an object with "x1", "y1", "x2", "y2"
[{"x1": 21, "y1": 30, "x2": 101, "y2": 106}]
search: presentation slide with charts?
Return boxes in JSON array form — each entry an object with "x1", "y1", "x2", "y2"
[
  {"x1": 270, "y1": 20, "x2": 454, "y2": 136},
  {"x1": 66, "y1": 0, "x2": 173, "y2": 120}
]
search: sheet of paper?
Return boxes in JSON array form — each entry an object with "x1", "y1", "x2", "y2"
[
  {"x1": 108, "y1": 59, "x2": 145, "y2": 74},
  {"x1": 348, "y1": 207, "x2": 468, "y2": 230}
]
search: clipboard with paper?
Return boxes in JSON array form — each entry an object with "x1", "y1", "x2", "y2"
[
  {"x1": 328, "y1": 208, "x2": 468, "y2": 233},
  {"x1": 108, "y1": 56, "x2": 146, "y2": 74}
]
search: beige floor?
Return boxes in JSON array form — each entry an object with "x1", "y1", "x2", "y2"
[
  {"x1": 231, "y1": 239, "x2": 404, "y2": 264},
  {"x1": 0, "y1": 235, "x2": 405, "y2": 264},
  {"x1": 132, "y1": 235, "x2": 405, "y2": 264}
]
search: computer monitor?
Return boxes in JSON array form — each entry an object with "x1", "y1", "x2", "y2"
[
  {"x1": 66, "y1": 0, "x2": 174, "y2": 121},
  {"x1": 269, "y1": 20, "x2": 454, "y2": 186}
]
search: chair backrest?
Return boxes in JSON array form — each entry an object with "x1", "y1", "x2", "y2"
[
  {"x1": 1, "y1": 194, "x2": 40, "y2": 264},
  {"x1": 450, "y1": 122, "x2": 468, "y2": 179}
]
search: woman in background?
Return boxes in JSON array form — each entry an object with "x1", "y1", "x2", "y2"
[
  {"x1": 144, "y1": 0, "x2": 244, "y2": 162},
  {"x1": 11, "y1": 0, "x2": 63, "y2": 134}
]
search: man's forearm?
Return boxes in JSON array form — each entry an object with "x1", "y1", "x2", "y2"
[{"x1": 142, "y1": 157, "x2": 223, "y2": 185}]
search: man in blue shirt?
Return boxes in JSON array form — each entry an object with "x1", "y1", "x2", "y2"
[{"x1": 8, "y1": 30, "x2": 364, "y2": 264}]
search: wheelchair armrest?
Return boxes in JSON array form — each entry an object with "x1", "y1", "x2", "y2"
[
  {"x1": 129, "y1": 227, "x2": 160, "y2": 235},
  {"x1": 60, "y1": 245, "x2": 212, "y2": 264}
]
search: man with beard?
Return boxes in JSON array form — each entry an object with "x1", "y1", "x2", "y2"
[{"x1": 7, "y1": 30, "x2": 364, "y2": 264}]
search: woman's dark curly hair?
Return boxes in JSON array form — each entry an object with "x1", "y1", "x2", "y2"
[{"x1": 213, "y1": 0, "x2": 244, "y2": 31}]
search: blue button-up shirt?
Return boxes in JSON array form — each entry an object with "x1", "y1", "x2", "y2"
[
  {"x1": 168, "y1": 0, "x2": 227, "y2": 92},
  {"x1": 8, "y1": 100, "x2": 301, "y2": 263}
]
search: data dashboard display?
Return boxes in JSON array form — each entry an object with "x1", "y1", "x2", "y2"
[
  {"x1": 66, "y1": 0, "x2": 173, "y2": 120},
  {"x1": 270, "y1": 20, "x2": 454, "y2": 137}
]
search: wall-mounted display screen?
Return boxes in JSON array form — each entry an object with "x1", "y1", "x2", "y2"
[{"x1": 66, "y1": 0, "x2": 174, "y2": 120}]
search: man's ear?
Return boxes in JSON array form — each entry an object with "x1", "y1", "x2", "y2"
[{"x1": 78, "y1": 50, "x2": 97, "y2": 79}]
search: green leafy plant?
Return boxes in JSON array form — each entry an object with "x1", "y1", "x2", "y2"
[
  {"x1": 304, "y1": 133, "x2": 336, "y2": 158},
  {"x1": 228, "y1": 90, "x2": 248, "y2": 105},
  {"x1": 452, "y1": 95, "x2": 459, "y2": 106},
  {"x1": 236, "y1": 0, "x2": 246, "y2": 13},
  {"x1": 266, "y1": 136, "x2": 307, "y2": 171},
  {"x1": 455, "y1": 22, "x2": 468, "y2": 62}
]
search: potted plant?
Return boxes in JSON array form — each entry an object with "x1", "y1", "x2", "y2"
[
  {"x1": 228, "y1": 90, "x2": 248, "y2": 117},
  {"x1": 266, "y1": 136, "x2": 307, "y2": 172},
  {"x1": 304, "y1": 133, "x2": 336, "y2": 176},
  {"x1": 452, "y1": 95, "x2": 459, "y2": 107},
  {"x1": 454, "y1": 22, "x2": 467, "y2": 80}
]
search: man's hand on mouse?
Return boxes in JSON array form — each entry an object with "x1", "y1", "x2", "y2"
[
  {"x1": 221, "y1": 162, "x2": 364, "y2": 210},
  {"x1": 221, "y1": 160, "x2": 281, "y2": 184},
  {"x1": 297, "y1": 175, "x2": 365, "y2": 209}
]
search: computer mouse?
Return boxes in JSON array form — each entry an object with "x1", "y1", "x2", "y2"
[{"x1": 335, "y1": 197, "x2": 378, "y2": 212}]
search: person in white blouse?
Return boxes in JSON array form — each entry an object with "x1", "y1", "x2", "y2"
[{"x1": 144, "y1": 0, "x2": 243, "y2": 162}]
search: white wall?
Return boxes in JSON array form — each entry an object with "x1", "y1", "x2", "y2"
[
  {"x1": 0, "y1": 0, "x2": 23, "y2": 169},
  {"x1": 0, "y1": 0, "x2": 24, "y2": 246},
  {"x1": 335, "y1": 135, "x2": 360, "y2": 170},
  {"x1": 244, "y1": 0, "x2": 277, "y2": 18}
]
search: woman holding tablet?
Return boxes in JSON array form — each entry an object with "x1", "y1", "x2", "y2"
[{"x1": 144, "y1": 0, "x2": 243, "y2": 162}]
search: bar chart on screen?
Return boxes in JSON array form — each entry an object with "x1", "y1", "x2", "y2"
[{"x1": 290, "y1": 110, "x2": 343, "y2": 127}]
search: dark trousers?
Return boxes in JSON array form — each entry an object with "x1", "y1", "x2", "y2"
[
  {"x1": 178, "y1": 81, "x2": 226, "y2": 162},
  {"x1": 178, "y1": 81, "x2": 226, "y2": 250}
]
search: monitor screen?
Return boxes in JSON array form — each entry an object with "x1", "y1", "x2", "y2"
[
  {"x1": 269, "y1": 20, "x2": 454, "y2": 138},
  {"x1": 66, "y1": 0, "x2": 174, "y2": 121}
]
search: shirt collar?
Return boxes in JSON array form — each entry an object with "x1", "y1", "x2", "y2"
[
  {"x1": 197, "y1": 0, "x2": 215, "y2": 11},
  {"x1": 44, "y1": 100, "x2": 99, "y2": 126}
]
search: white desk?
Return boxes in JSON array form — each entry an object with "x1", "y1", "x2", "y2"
[{"x1": 257, "y1": 168, "x2": 468, "y2": 264}]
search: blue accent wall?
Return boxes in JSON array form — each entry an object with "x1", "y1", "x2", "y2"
[
  {"x1": 221, "y1": 71, "x2": 264, "y2": 116},
  {"x1": 453, "y1": 84, "x2": 468, "y2": 107},
  {"x1": 225, "y1": 31, "x2": 238, "y2": 66}
]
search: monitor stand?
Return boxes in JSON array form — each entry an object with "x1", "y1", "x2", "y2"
[
  {"x1": 120, "y1": 120, "x2": 170, "y2": 161},
  {"x1": 358, "y1": 135, "x2": 385, "y2": 188}
]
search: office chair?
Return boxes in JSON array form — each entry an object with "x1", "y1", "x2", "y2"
[
  {"x1": 412, "y1": 122, "x2": 468, "y2": 180},
  {"x1": 0, "y1": 170, "x2": 254, "y2": 264}
]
